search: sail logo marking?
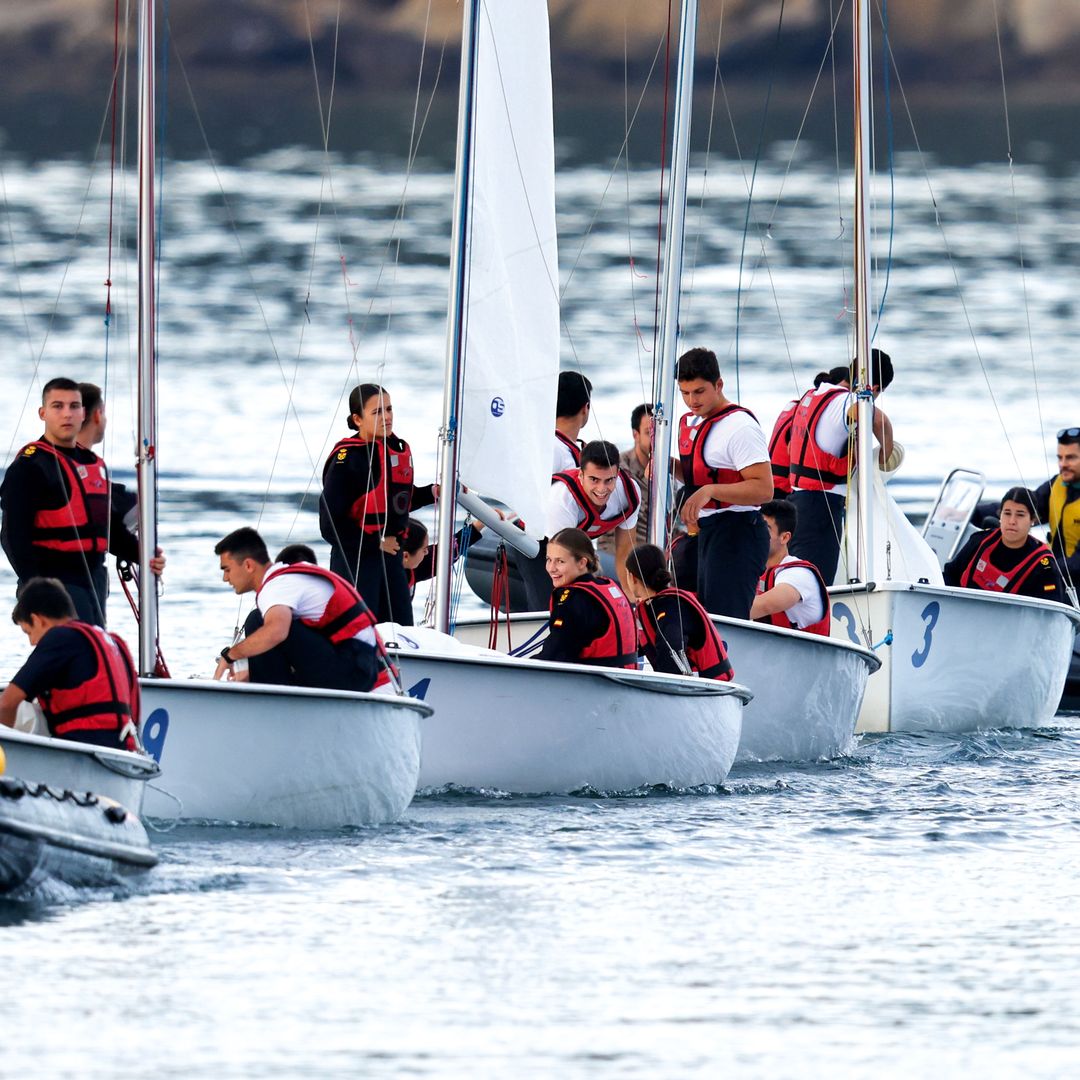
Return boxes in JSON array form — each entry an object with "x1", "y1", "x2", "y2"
[{"x1": 490, "y1": 396, "x2": 505, "y2": 417}]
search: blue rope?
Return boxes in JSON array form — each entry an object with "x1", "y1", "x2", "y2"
[
  {"x1": 447, "y1": 521, "x2": 474, "y2": 632},
  {"x1": 871, "y1": 630, "x2": 893, "y2": 650},
  {"x1": 872, "y1": 0, "x2": 895, "y2": 341}
]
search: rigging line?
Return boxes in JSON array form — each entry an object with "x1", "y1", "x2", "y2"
[
  {"x1": 879, "y1": 38, "x2": 1030, "y2": 489},
  {"x1": 733, "y1": 0, "x2": 788, "y2": 401},
  {"x1": 829, "y1": 0, "x2": 850, "y2": 353},
  {"x1": 651, "y1": 0, "x2": 676, "y2": 363},
  {"x1": 991, "y1": 0, "x2": 1046, "y2": 480},
  {"x1": 624, "y1": 17, "x2": 650, "y2": 402},
  {"x1": 103, "y1": 0, "x2": 121, "y2": 369},
  {"x1": 871, "y1": 0, "x2": 895, "y2": 339}
]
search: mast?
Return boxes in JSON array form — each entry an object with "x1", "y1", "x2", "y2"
[
  {"x1": 648, "y1": 0, "x2": 699, "y2": 549},
  {"x1": 136, "y1": 0, "x2": 160, "y2": 674},
  {"x1": 433, "y1": 0, "x2": 482, "y2": 633},
  {"x1": 851, "y1": 0, "x2": 875, "y2": 581}
]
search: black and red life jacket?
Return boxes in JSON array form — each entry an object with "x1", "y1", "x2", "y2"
[
  {"x1": 20, "y1": 440, "x2": 110, "y2": 556},
  {"x1": 551, "y1": 468, "x2": 640, "y2": 540},
  {"x1": 637, "y1": 588, "x2": 733, "y2": 681},
  {"x1": 788, "y1": 386, "x2": 850, "y2": 492},
  {"x1": 958, "y1": 530, "x2": 1055, "y2": 595},
  {"x1": 323, "y1": 434, "x2": 414, "y2": 538},
  {"x1": 755, "y1": 558, "x2": 832, "y2": 636},
  {"x1": 768, "y1": 400, "x2": 799, "y2": 496},
  {"x1": 258, "y1": 563, "x2": 398, "y2": 689},
  {"x1": 38, "y1": 622, "x2": 139, "y2": 749},
  {"x1": 550, "y1": 576, "x2": 638, "y2": 669},
  {"x1": 677, "y1": 404, "x2": 759, "y2": 511},
  {"x1": 554, "y1": 430, "x2": 583, "y2": 470}
]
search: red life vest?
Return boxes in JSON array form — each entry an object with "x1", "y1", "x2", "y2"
[
  {"x1": 755, "y1": 558, "x2": 832, "y2": 635},
  {"x1": 637, "y1": 588, "x2": 733, "y2": 681},
  {"x1": 677, "y1": 404, "x2": 759, "y2": 511},
  {"x1": 768, "y1": 400, "x2": 799, "y2": 496},
  {"x1": 552, "y1": 468, "x2": 641, "y2": 540},
  {"x1": 788, "y1": 386, "x2": 850, "y2": 492},
  {"x1": 958, "y1": 530, "x2": 1055, "y2": 595},
  {"x1": 554, "y1": 430, "x2": 583, "y2": 469},
  {"x1": 38, "y1": 622, "x2": 139, "y2": 749},
  {"x1": 21, "y1": 441, "x2": 110, "y2": 555},
  {"x1": 323, "y1": 434, "x2": 414, "y2": 537},
  {"x1": 258, "y1": 564, "x2": 398, "y2": 690},
  {"x1": 551, "y1": 576, "x2": 638, "y2": 669}
]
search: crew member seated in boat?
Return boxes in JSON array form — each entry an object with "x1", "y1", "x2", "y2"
[
  {"x1": 0, "y1": 377, "x2": 165, "y2": 627},
  {"x1": 750, "y1": 499, "x2": 831, "y2": 635},
  {"x1": 0, "y1": 577, "x2": 140, "y2": 750},
  {"x1": 213, "y1": 527, "x2": 392, "y2": 692},
  {"x1": 599, "y1": 404, "x2": 654, "y2": 555},
  {"x1": 786, "y1": 352, "x2": 894, "y2": 585},
  {"x1": 400, "y1": 516, "x2": 484, "y2": 599},
  {"x1": 553, "y1": 370, "x2": 593, "y2": 473},
  {"x1": 549, "y1": 440, "x2": 642, "y2": 594},
  {"x1": 625, "y1": 543, "x2": 733, "y2": 680},
  {"x1": 672, "y1": 347, "x2": 772, "y2": 619},
  {"x1": 535, "y1": 528, "x2": 637, "y2": 669},
  {"x1": 320, "y1": 383, "x2": 435, "y2": 626},
  {"x1": 944, "y1": 487, "x2": 1068, "y2": 603}
]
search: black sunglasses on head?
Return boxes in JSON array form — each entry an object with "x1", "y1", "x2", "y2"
[{"x1": 1058, "y1": 427, "x2": 1080, "y2": 439}]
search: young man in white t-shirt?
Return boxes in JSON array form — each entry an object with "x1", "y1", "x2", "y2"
[
  {"x1": 211, "y1": 527, "x2": 383, "y2": 692},
  {"x1": 673, "y1": 348, "x2": 773, "y2": 618},
  {"x1": 751, "y1": 499, "x2": 830, "y2": 635}
]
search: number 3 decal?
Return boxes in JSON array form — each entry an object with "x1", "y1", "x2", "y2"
[
  {"x1": 912, "y1": 601, "x2": 940, "y2": 668},
  {"x1": 832, "y1": 602, "x2": 859, "y2": 644}
]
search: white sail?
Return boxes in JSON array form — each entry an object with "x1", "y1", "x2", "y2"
[{"x1": 456, "y1": 0, "x2": 559, "y2": 539}]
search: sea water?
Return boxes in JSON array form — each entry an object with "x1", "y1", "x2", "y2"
[{"x1": 0, "y1": 95, "x2": 1078, "y2": 1074}]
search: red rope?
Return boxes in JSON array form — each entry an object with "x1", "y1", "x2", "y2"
[
  {"x1": 488, "y1": 544, "x2": 512, "y2": 651},
  {"x1": 117, "y1": 564, "x2": 171, "y2": 678}
]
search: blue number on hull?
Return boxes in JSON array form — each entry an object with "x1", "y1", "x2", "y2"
[
  {"x1": 911, "y1": 601, "x2": 940, "y2": 669},
  {"x1": 833, "y1": 602, "x2": 860, "y2": 644},
  {"x1": 407, "y1": 678, "x2": 431, "y2": 701},
  {"x1": 142, "y1": 708, "x2": 170, "y2": 763}
]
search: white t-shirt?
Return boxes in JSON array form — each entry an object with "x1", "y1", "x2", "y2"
[
  {"x1": 257, "y1": 563, "x2": 376, "y2": 647},
  {"x1": 770, "y1": 555, "x2": 826, "y2": 629},
  {"x1": 686, "y1": 409, "x2": 769, "y2": 517},
  {"x1": 547, "y1": 472, "x2": 641, "y2": 537},
  {"x1": 795, "y1": 386, "x2": 853, "y2": 495},
  {"x1": 553, "y1": 435, "x2": 579, "y2": 474}
]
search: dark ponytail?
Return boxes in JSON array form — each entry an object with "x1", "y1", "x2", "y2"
[{"x1": 626, "y1": 543, "x2": 672, "y2": 592}]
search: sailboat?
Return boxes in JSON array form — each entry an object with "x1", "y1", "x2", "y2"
[
  {"x1": 123, "y1": 0, "x2": 431, "y2": 828},
  {"x1": 824, "y1": 0, "x2": 1080, "y2": 733},
  {"x1": 452, "y1": 0, "x2": 880, "y2": 765},
  {"x1": 382, "y1": 0, "x2": 750, "y2": 795}
]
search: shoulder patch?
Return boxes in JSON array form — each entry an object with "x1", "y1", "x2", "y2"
[
  {"x1": 336, "y1": 448, "x2": 348, "y2": 461},
  {"x1": 1040, "y1": 557, "x2": 1050, "y2": 567},
  {"x1": 22, "y1": 445, "x2": 36, "y2": 456}
]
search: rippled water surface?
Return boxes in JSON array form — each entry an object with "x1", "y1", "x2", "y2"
[{"x1": 1, "y1": 86, "x2": 1078, "y2": 1074}]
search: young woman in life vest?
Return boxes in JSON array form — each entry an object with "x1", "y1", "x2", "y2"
[
  {"x1": 535, "y1": 528, "x2": 638, "y2": 669},
  {"x1": 944, "y1": 486, "x2": 1068, "y2": 603},
  {"x1": 319, "y1": 384, "x2": 435, "y2": 625},
  {"x1": 625, "y1": 543, "x2": 734, "y2": 681}
]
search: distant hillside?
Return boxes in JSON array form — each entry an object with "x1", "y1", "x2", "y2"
[{"x1": 0, "y1": 0, "x2": 1076, "y2": 99}]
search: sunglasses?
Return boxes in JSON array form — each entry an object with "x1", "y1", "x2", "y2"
[{"x1": 1058, "y1": 427, "x2": 1080, "y2": 439}]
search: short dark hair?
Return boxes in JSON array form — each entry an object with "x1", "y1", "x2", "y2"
[
  {"x1": 556, "y1": 371, "x2": 592, "y2": 418},
  {"x1": 12, "y1": 577, "x2": 77, "y2": 624},
  {"x1": 214, "y1": 527, "x2": 270, "y2": 565},
  {"x1": 78, "y1": 382, "x2": 103, "y2": 418},
  {"x1": 580, "y1": 440, "x2": 620, "y2": 471},
  {"x1": 631, "y1": 403, "x2": 654, "y2": 433},
  {"x1": 676, "y1": 347, "x2": 720, "y2": 384},
  {"x1": 400, "y1": 518, "x2": 430, "y2": 556},
  {"x1": 626, "y1": 543, "x2": 672, "y2": 592},
  {"x1": 1000, "y1": 486, "x2": 1037, "y2": 517},
  {"x1": 275, "y1": 543, "x2": 317, "y2": 565},
  {"x1": 1058, "y1": 428, "x2": 1080, "y2": 448},
  {"x1": 549, "y1": 527, "x2": 599, "y2": 573},
  {"x1": 42, "y1": 377, "x2": 81, "y2": 404},
  {"x1": 761, "y1": 498, "x2": 798, "y2": 538},
  {"x1": 346, "y1": 384, "x2": 387, "y2": 431}
]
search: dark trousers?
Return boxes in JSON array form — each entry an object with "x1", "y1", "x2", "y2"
[
  {"x1": 697, "y1": 510, "x2": 770, "y2": 620},
  {"x1": 330, "y1": 546, "x2": 413, "y2": 626},
  {"x1": 243, "y1": 609, "x2": 377, "y2": 692},
  {"x1": 23, "y1": 563, "x2": 109, "y2": 627},
  {"x1": 789, "y1": 489, "x2": 847, "y2": 585},
  {"x1": 517, "y1": 540, "x2": 553, "y2": 611}
]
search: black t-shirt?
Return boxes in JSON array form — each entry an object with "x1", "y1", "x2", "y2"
[
  {"x1": 639, "y1": 592, "x2": 707, "y2": 675},
  {"x1": 944, "y1": 530, "x2": 1067, "y2": 603},
  {"x1": 11, "y1": 625, "x2": 101, "y2": 702},
  {"x1": 536, "y1": 574, "x2": 609, "y2": 663}
]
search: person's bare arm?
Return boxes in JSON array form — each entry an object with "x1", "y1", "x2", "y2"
[
  {"x1": 213, "y1": 606, "x2": 293, "y2": 680},
  {"x1": 0, "y1": 682, "x2": 28, "y2": 728},
  {"x1": 749, "y1": 582, "x2": 802, "y2": 620},
  {"x1": 615, "y1": 527, "x2": 634, "y2": 594},
  {"x1": 680, "y1": 462, "x2": 773, "y2": 528},
  {"x1": 872, "y1": 408, "x2": 894, "y2": 464}
]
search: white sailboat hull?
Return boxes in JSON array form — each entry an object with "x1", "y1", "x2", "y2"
[
  {"x1": 829, "y1": 582, "x2": 1080, "y2": 734},
  {"x1": 452, "y1": 613, "x2": 878, "y2": 764},
  {"x1": 139, "y1": 680, "x2": 429, "y2": 828},
  {"x1": 0, "y1": 728, "x2": 158, "y2": 815},
  {"x1": 386, "y1": 632, "x2": 748, "y2": 793}
]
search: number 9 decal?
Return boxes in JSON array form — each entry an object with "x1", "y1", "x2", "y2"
[
  {"x1": 911, "y1": 601, "x2": 940, "y2": 668},
  {"x1": 832, "y1": 602, "x2": 859, "y2": 644}
]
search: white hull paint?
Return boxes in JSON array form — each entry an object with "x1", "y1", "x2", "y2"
[
  {"x1": 139, "y1": 679, "x2": 429, "y2": 828},
  {"x1": 386, "y1": 633, "x2": 748, "y2": 793},
  {"x1": 0, "y1": 728, "x2": 158, "y2": 814},
  {"x1": 830, "y1": 583, "x2": 1080, "y2": 734},
  {"x1": 452, "y1": 614, "x2": 878, "y2": 764}
]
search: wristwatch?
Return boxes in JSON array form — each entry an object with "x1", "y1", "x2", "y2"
[{"x1": 219, "y1": 646, "x2": 235, "y2": 665}]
